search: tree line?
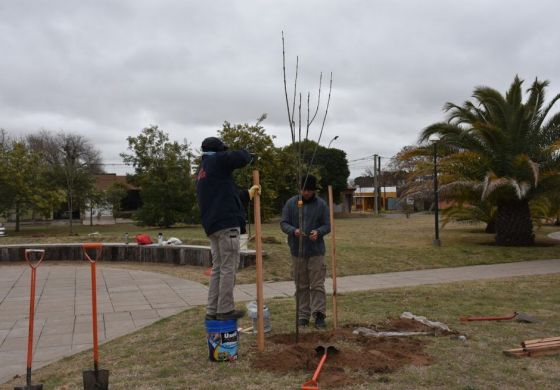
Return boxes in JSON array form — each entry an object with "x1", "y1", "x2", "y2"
[{"x1": 0, "y1": 117, "x2": 350, "y2": 230}]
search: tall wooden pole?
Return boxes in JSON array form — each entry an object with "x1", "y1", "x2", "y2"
[
  {"x1": 327, "y1": 186, "x2": 338, "y2": 329},
  {"x1": 253, "y1": 170, "x2": 265, "y2": 351}
]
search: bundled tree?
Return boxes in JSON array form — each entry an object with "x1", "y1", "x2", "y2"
[
  {"x1": 420, "y1": 76, "x2": 560, "y2": 246},
  {"x1": 121, "y1": 126, "x2": 196, "y2": 227}
]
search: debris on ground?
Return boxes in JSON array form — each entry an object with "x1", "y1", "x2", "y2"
[
  {"x1": 353, "y1": 328, "x2": 431, "y2": 337},
  {"x1": 504, "y1": 336, "x2": 560, "y2": 358},
  {"x1": 400, "y1": 311, "x2": 452, "y2": 332}
]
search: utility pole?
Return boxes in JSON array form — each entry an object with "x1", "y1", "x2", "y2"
[
  {"x1": 373, "y1": 154, "x2": 378, "y2": 214},
  {"x1": 377, "y1": 155, "x2": 381, "y2": 212}
]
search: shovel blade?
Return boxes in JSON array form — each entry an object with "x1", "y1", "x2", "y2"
[
  {"x1": 14, "y1": 385, "x2": 43, "y2": 390},
  {"x1": 301, "y1": 379, "x2": 319, "y2": 390},
  {"x1": 83, "y1": 369, "x2": 109, "y2": 390}
]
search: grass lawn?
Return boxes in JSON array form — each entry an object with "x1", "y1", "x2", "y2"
[
  {"x1": 2, "y1": 213, "x2": 559, "y2": 285},
  {"x1": 2, "y1": 274, "x2": 559, "y2": 389}
]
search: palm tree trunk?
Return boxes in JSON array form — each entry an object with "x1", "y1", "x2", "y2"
[{"x1": 495, "y1": 199, "x2": 534, "y2": 246}]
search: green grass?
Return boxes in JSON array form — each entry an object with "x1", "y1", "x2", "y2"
[
  {"x1": 2, "y1": 274, "x2": 559, "y2": 389},
  {"x1": 2, "y1": 214, "x2": 560, "y2": 285}
]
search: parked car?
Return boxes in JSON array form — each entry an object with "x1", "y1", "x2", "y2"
[{"x1": 0, "y1": 223, "x2": 6, "y2": 237}]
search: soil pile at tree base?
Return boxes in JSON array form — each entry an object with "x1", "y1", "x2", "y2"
[{"x1": 250, "y1": 318, "x2": 441, "y2": 388}]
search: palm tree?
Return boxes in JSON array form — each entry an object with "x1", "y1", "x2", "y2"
[{"x1": 420, "y1": 76, "x2": 560, "y2": 246}]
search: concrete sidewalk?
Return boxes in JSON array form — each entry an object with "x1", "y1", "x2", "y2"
[
  {"x1": 0, "y1": 266, "x2": 207, "y2": 384},
  {"x1": 2, "y1": 258, "x2": 560, "y2": 384}
]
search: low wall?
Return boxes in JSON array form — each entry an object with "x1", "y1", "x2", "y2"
[{"x1": 0, "y1": 243, "x2": 257, "y2": 270}]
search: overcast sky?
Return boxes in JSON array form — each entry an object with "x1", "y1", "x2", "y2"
[{"x1": 2, "y1": 0, "x2": 559, "y2": 179}]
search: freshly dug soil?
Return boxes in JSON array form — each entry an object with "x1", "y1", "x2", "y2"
[{"x1": 250, "y1": 318, "x2": 444, "y2": 388}]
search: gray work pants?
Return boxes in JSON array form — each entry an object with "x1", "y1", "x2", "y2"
[
  {"x1": 292, "y1": 255, "x2": 327, "y2": 319},
  {"x1": 207, "y1": 227, "x2": 240, "y2": 315}
]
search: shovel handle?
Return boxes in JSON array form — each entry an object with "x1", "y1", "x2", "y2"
[
  {"x1": 301, "y1": 353, "x2": 327, "y2": 390},
  {"x1": 24, "y1": 249, "x2": 45, "y2": 269},
  {"x1": 82, "y1": 243, "x2": 103, "y2": 263},
  {"x1": 460, "y1": 313, "x2": 516, "y2": 322}
]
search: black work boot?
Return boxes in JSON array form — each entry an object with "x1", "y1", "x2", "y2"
[
  {"x1": 314, "y1": 312, "x2": 326, "y2": 329},
  {"x1": 205, "y1": 313, "x2": 217, "y2": 320},
  {"x1": 216, "y1": 309, "x2": 246, "y2": 320},
  {"x1": 298, "y1": 318, "x2": 309, "y2": 327}
]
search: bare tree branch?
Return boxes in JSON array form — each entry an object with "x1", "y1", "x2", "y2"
[{"x1": 282, "y1": 31, "x2": 295, "y2": 144}]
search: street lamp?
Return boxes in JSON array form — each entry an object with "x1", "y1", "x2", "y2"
[
  {"x1": 429, "y1": 134, "x2": 441, "y2": 246},
  {"x1": 327, "y1": 135, "x2": 339, "y2": 148}
]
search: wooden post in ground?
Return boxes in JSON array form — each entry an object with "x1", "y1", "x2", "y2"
[
  {"x1": 327, "y1": 185, "x2": 338, "y2": 329},
  {"x1": 253, "y1": 170, "x2": 265, "y2": 351}
]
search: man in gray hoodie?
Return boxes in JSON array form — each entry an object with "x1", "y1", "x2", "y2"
[{"x1": 280, "y1": 175, "x2": 331, "y2": 328}]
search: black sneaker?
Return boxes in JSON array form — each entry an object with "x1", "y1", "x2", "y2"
[
  {"x1": 314, "y1": 312, "x2": 326, "y2": 329},
  {"x1": 205, "y1": 314, "x2": 217, "y2": 320},
  {"x1": 216, "y1": 309, "x2": 246, "y2": 320},
  {"x1": 298, "y1": 318, "x2": 309, "y2": 327}
]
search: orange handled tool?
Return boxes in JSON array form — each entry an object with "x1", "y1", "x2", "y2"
[
  {"x1": 81, "y1": 243, "x2": 109, "y2": 390},
  {"x1": 301, "y1": 346, "x2": 338, "y2": 390},
  {"x1": 15, "y1": 249, "x2": 45, "y2": 390}
]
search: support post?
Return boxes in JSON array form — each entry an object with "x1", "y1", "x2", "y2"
[
  {"x1": 252, "y1": 170, "x2": 265, "y2": 352},
  {"x1": 327, "y1": 186, "x2": 338, "y2": 329},
  {"x1": 433, "y1": 142, "x2": 441, "y2": 246},
  {"x1": 373, "y1": 154, "x2": 378, "y2": 214}
]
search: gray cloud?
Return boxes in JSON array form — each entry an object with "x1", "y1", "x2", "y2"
[{"x1": 2, "y1": 0, "x2": 559, "y2": 179}]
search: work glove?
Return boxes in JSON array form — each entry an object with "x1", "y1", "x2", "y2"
[{"x1": 248, "y1": 184, "x2": 262, "y2": 200}]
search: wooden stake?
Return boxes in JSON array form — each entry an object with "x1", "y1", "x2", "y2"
[
  {"x1": 523, "y1": 336, "x2": 560, "y2": 347},
  {"x1": 253, "y1": 170, "x2": 265, "y2": 352},
  {"x1": 327, "y1": 185, "x2": 338, "y2": 329}
]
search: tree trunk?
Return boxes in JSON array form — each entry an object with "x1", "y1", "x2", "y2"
[
  {"x1": 495, "y1": 199, "x2": 534, "y2": 246},
  {"x1": 485, "y1": 218, "x2": 496, "y2": 234},
  {"x1": 15, "y1": 202, "x2": 20, "y2": 232},
  {"x1": 68, "y1": 193, "x2": 73, "y2": 234}
]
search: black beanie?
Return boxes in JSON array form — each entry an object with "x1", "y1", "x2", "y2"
[
  {"x1": 201, "y1": 137, "x2": 228, "y2": 152},
  {"x1": 301, "y1": 175, "x2": 317, "y2": 190}
]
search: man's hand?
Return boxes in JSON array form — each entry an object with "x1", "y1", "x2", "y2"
[
  {"x1": 294, "y1": 229, "x2": 307, "y2": 238},
  {"x1": 309, "y1": 230, "x2": 319, "y2": 241},
  {"x1": 248, "y1": 185, "x2": 261, "y2": 200}
]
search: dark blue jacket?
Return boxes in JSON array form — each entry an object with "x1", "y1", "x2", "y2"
[
  {"x1": 280, "y1": 195, "x2": 330, "y2": 258},
  {"x1": 196, "y1": 150, "x2": 251, "y2": 236}
]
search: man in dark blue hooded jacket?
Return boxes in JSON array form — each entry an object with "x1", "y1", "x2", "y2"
[{"x1": 196, "y1": 137, "x2": 254, "y2": 321}]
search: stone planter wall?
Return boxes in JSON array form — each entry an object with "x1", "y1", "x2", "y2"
[{"x1": 0, "y1": 243, "x2": 257, "y2": 270}]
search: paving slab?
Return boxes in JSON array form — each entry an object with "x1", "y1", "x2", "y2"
[{"x1": 0, "y1": 265, "x2": 205, "y2": 384}]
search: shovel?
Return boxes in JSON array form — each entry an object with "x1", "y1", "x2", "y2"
[
  {"x1": 15, "y1": 249, "x2": 45, "y2": 390},
  {"x1": 301, "y1": 345, "x2": 339, "y2": 390},
  {"x1": 82, "y1": 243, "x2": 109, "y2": 390},
  {"x1": 460, "y1": 311, "x2": 538, "y2": 323}
]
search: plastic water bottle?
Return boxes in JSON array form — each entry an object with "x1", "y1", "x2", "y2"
[
  {"x1": 246, "y1": 301, "x2": 271, "y2": 333},
  {"x1": 124, "y1": 232, "x2": 129, "y2": 245},
  {"x1": 158, "y1": 232, "x2": 163, "y2": 245}
]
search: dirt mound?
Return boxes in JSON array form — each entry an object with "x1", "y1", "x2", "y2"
[{"x1": 251, "y1": 319, "x2": 441, "y2": 388}]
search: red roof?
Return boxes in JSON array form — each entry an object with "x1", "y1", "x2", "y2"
[{"x1": 94, "y1": 174, "x2": 138, "y2": 191}]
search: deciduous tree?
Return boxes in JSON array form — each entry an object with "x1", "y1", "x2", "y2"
[{"x1": 121, "y1": 126, "x2": 196, "y2": 227}]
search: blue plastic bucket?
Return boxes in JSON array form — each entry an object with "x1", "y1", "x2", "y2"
[{"x1": 205, "y1": 319, "x2": 238, "y2": 362}]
